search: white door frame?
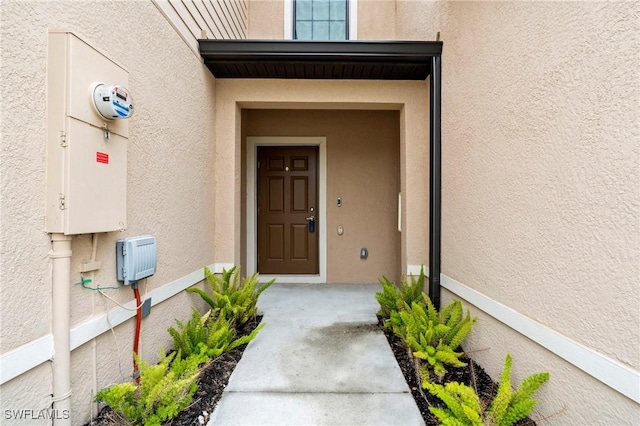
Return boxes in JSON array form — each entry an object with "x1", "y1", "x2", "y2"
[{"x1": 247, "y1": 136, "x2": 327, "y2": 283}]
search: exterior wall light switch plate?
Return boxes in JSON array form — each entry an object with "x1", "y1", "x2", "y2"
[{"x1": 338, "y1": 225, "x2": 344, "y2": 235}]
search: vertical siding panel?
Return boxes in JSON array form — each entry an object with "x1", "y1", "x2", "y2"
[
  {"x1": 193, "y1": 0, "x2": 225, "y2": 39},
  {"x1": 238, "y1": 0, "x2": 248, "y2": 21},
  {"x1": 218, "y1": 0, "x2": 240, "y2": 38},
  {"x1": 182, "y1": 0, "x2": 210, "y2": 36},
  {"x1": 227, "y1": 0, "x2": 245, "y2": 37},
  {"x1": 168, "y1": 0, "x2": 201, "y2": 39},
  {"x1": 154, "y1": 0, "x2": 248, "y2": 46},
  {"x1": 236, "y1": 0, "x2": 248, "y2": 37},
  {"x1": 211, "y1": 1, "x2": 237, "y2": 38},
  {"x1": 152, "y1": 0, "x2": 198, "y2": 53},
  {"x1": 202, "y1": 1, "x2": 230, "y2": 39}
]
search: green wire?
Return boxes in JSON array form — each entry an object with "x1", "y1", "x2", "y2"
[{"x1": 79, "y1": 276, "x2": 120, "y2": 291}]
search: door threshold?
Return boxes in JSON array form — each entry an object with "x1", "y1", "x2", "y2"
[{"x1": 258, "y1": 274, "x2": 324, "y2": 284}]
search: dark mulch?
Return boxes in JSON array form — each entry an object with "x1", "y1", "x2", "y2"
[
  {"x1": 378, "y1": 315, "x2": 536, "y2": 426},
  {"x1": 86, "y1": 316, "x2": 261, "y2": 426},
  {"x1": 90, "y1": 314, "x2": 536, "y2": 426},
  {"x1": 166, "y1": 315, "x2": 262, "y2": 426}
]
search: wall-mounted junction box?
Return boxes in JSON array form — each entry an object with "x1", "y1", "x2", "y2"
[
  {"x1": 46, "y1": 31, "x2": 129, "y2": 234},
  {"x1": 117, "y1": 236, "x2": 157, "y2": 286}
]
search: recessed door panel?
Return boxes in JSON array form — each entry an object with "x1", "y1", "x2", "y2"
[
  {"x1": 291, "y1": 177, "x2": 308, "y2": 212},
  {"x1": 267, "y1": 224, "x2": 285, "y2": 261},
  {"x1": 258, "y1": 146, "x2": 318, "y2": 274},
  {"x1": 268, "y1": 177, "x2": 285, "y2": 213},
  {"x1": 291, "y1": 224, "x2": 309, "y2": 260}
]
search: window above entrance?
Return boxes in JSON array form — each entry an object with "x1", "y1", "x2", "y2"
[{"x1": 294, "y1": 0, "x2": 348, "y2": 40}]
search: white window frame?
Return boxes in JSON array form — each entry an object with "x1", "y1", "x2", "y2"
[{"x1": 284, "y1": 0, "x2": 357, "y2": 40}]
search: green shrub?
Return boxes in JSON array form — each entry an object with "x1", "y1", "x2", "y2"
[
  {"x1": 168, "y1": 307, "x2": 265, "y2": 364},
  {"x1": 375, "y1": 266, "x2": 425, "y2": 320},
  {"x1": 95, "y1": 351, "x2": 199, "y2": 426},
  {"x1": 391, "y1": 296, "x2": 476, "y2": 382},
  {"x1": 487, "y1": 354, "x2": 550, "y2": 426},
  {"x1": 424, "y1": 354, "x2": 549, "y2": 426},
  {"x1": 187, "y1": 266, "x2": 274, "y2": 326}
]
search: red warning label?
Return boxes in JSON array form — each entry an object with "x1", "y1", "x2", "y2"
[{"x1": 96, "y1": 152, "x2": 109, "y2": 164}]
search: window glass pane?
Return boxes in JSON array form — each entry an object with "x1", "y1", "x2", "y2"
[
  {"x1": 296, "y1": 0, "x2": 312, "y2": 21},
  {"x1": 329, "y1": 21, "x2": 346, "y2": 40},
  {"x1": 312, "y1": 21, "x2": 330, "y2": 40},
  {"x1": 312, "y1": 0, "x2": 329, "y2": 21},
  {"x1": 294, "y1": 0, "x2": 347, "y2": 40},
  {"x1": 330, "y1": 0, "x2": 346, "y2": 20},
  {"x1": 296, "y1": 21, "x2": 313, "y2": 40}
]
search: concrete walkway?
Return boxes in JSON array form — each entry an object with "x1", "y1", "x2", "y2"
[{"x1": 208, "y1": 283, "x2": 425, "y2": 426}]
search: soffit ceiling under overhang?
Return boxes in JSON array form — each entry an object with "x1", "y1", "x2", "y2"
[{"x1": 199, "y1": 40, "x2": 442, "y2": 80}]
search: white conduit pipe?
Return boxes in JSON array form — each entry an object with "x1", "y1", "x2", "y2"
[{"x1": 50, "y1": 233, "x2": 72, "y2": 425}]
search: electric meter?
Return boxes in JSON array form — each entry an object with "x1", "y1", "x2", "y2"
[{"x1": 92, "y1": 83, "x2": 133, "y2": 120}]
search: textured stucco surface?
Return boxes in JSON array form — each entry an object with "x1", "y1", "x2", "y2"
[
  {"x1": 247, "y1": 0, "x2": 640, "y2": 420},
  {"x1": 442, "y1": 289, "x2": 639, "y2": 425},
  {"x1": 2, "y1": 0, "x2": 638, "y2": 424},
  {"x1": 247, "y1": 0, "x2": 284, "y2": 39},
  {"x1": 1, "y1": 1, "x2": 217, "y2": 424},
  {"x1": 244, "y1": 109, "x2": 401, "y2": 283},
  {"x1": 215, "y1": 79, "x2": 429, "y2": 274},
  {"x1": 394, "y1": 0, "x2": 639, "y2": 423}
]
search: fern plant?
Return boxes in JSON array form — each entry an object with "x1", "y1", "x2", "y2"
[
  {"x1": 486, "y1": 354, "x2": 550, "y2": 426},
  {"x1": 95, "y1": 351, "x2": 199, "y2": 426},
  {"x1": 375, "y1": 266, "x2": 425, "y2": 320},
  {"x1": 168, "y1": 307, "x2": 265, "y2": 364},
  {"x1": 391, "y1": 296, "x2": 476, "y2": 382},
  {"x1": 423, "y1": 354, "x2": 549, "y2": 426},
  {"x1": 187, "y1": 266, "x2": 274, "y2": 325}
]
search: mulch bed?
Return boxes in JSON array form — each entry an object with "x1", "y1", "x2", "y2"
[
  {"x1": 90, "y1": 314, "x2": 536, "y2": 425},
  {"x1": 87, "y1": 316, "x2": 261, "y2": 426},
  {"x1": 379, "y1": 315, "x2": 536, "y2": 425}
]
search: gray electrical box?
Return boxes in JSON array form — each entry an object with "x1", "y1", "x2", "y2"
[{"x1": 116, "y1": 235, "x2": 157, "y2": 285}]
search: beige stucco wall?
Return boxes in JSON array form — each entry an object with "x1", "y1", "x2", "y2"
[
  {"x1": 215, "y1": 79, "x2": 429, "y2": 279},
  {"x1": 248, "y1": 0, "x2": 284, "y2": 39},
  {"x1": 0, "y1": 1, "x2": 216, "y2": 424},
  {"x1": 244, "y1": 109, "x2": 401, "y2": 283},
  {"x1": 395, "y1": 0, "x2": 639, "y2": 423}
]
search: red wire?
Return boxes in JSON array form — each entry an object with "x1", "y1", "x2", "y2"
[{"x1": 133, "y1": 286, "x2": 142, "y2": 382}]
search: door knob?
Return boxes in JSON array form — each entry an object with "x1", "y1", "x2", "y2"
[{"x1": 305, "y1": 216, "x2": 315, "y2": 221}]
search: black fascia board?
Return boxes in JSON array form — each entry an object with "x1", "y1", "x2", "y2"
[{"x1": 198, "y1": 39, "x2": 442, "y2": 80}]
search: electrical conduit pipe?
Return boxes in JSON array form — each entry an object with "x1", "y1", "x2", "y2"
[{"x1": 50, "y1": 233, "x2": 73, "y2": 425}]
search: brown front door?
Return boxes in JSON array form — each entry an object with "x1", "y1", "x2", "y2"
[{"x1": 257, "y1": 146, "x2": 319, "y2": 274}]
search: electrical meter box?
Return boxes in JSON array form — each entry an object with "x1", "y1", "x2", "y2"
[
  {"x1": 117, "y1": 236, "x2": 157, "y2": 285},
  {"x1": 46, "y1": 31, "x2": 129, "y2": 234}
]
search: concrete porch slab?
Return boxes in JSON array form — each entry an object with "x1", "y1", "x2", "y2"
[
  {"x1": 225, "y1": 319, "x2": 409, "y2": 393},
  {"x1": 208, "y1": 392, "x2": 425, "y2": 425},
  {"x1": 257, "y1": 283, "x2": 381, "y2": 326},
  {"x1": 209, "y1": 283, "x2": 424, "y2": 425}
]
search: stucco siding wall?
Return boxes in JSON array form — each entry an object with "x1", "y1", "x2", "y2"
[
  {"x1": 357, "y1": 0, "x2": 397, "y2": 40},
  {"x1": 215, "y1": 79, "x2": 429, "y2": 279},
  {"x1": 248, "y1": 0, "x2": 284, "y2": 39},
  {"x1": 397, "y1": 0, "x2": 639, "y2": 422},
  {"x1": 244, "y1": 109, "x2": 401, "y2": 283},
  {"x1": 441, "y1": 289, "x2": 640, "y2": 425},
  {"x1": 0, "y1": 1, "x2": 216, "y2": 424}
]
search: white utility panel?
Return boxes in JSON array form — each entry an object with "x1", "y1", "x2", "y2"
[{"x1": 46, "y1": 31, "x2": 129, "y2": 234}]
